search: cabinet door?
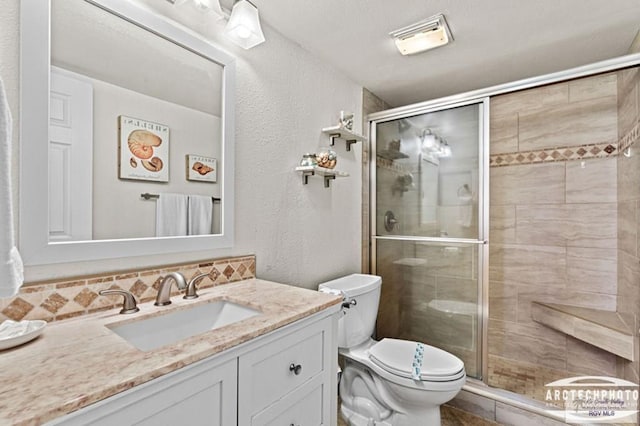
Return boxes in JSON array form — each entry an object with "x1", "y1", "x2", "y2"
[
  {"x1": 238, "y1": 316, "x2": 335, "y2": 425},
  {"x1": 47, "y1": 357, "x2": 237, "y2": 426}
]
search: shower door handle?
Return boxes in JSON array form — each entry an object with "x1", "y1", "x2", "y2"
[{"x1": 384, "y1": 210, "x2": 398, "y2": 232}]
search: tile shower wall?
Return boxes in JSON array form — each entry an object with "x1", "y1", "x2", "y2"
[
  {"x1": 0, "y1": 255, "x2": 255, "y2": 323},
  {"x1": 362, "y1": 89, "x2": 392, "y2": 273},
  {"x1": 488, "y1": 72, "x2": 624, "y2": 401},
  {"x1": 617, "y1": 65, "x2": 640, "y2": 384}
]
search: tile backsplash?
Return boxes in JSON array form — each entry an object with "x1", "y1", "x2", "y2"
[{"x1": 0, "y1": 255, "x2": 256, "y2": 323}]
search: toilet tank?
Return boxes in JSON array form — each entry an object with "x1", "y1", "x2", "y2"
[{"x1": 318, "y1": 274, "x2": 381, "y2": 348}]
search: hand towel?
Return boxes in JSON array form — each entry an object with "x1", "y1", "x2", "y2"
[
  {"x1": 155, "y1": 193, "x2": 188, "y2": 237},
  {"x1": 0, "y1": 77, "x2": 24, "y2": 297},
  {"x1": 456, "y1": 184, "x2": 473, "y2": 228},
  {"x1": 318, "y1": 287, "x2": 346, "y2": 301},
  {"x1": 187, "y1": 195, "x2": 213, "y2": 235}
]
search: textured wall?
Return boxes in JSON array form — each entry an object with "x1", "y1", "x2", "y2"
[
  {"x1": 0, "y1": 1, "x2": 363, "y2": 289},
  {"x1": 488, "y1": 72, "x2": 623, "y2": 400},
  {"x1": 616, "y1": 65, "x2": 640, "y2": 384}
]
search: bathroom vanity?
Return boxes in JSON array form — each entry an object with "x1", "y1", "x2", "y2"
[{"x1": 0, "y1": 279, "x2": 341, "y2": 426}]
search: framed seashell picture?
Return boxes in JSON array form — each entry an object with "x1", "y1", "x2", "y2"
[
  {"x1": 186, "y1": 154, "x2": 217, "y2": 183},
  {"x1": 118, "y1": 115, "x2": 170, "y2": 182}
]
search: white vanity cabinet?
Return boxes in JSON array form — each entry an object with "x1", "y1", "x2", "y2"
[{"x1": 46, "y1": 309, "x2": 338, "y2": 426}]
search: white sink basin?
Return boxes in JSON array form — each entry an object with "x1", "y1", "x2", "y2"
[{"x1": 108, "y1": 300, "x2": 261, "y2": 351}]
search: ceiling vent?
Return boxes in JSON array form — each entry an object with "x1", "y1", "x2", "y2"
[{"x1": 389, "y1": 14, "x2": 453, "y2": 56}]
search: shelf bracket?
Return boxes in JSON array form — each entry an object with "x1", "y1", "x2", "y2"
[
  {"x1": 346, "y1": 139, "x2": 357, "y2": 151},
  {"x1": 324, "y1": 175, "x2": 336, "y2": 188},
  {"x1": 329, "y1": 133, "x2": 341, "y2": 146},
  {"x1": 302, "y1": 171, "x2": 314, "y2": 185}
]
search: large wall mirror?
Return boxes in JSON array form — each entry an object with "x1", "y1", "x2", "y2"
[{"x1": 20, "y1": 0, "x2": 235, "y2": 265}]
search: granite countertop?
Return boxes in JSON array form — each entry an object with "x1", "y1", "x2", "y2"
[{"x1": 0, "y1": 279, "x2": 342, "y2": 426}]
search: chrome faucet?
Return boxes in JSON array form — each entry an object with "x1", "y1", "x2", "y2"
[
  {"x1": 154, "y1": 272, "x2": 187, "y2": 306},
  {"x1": 184, "y1": 273, "x2": 209, "y2": 300}
]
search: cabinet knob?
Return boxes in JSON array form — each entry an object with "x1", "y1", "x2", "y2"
[{"x1": 289, "y1": 363, "x2": 302, "y2": 375}]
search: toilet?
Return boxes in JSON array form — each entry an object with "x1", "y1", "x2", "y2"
[{"x1": 319, "y1": 274, "x2": 465, "y2": 426}]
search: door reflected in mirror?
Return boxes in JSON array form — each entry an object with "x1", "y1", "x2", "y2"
[{"x1": 50, "y1": 0, "x2": 223, "y2": 241}]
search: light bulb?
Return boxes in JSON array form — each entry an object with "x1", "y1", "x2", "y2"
[
  {"x1": 441, "y1": 141, "x2": 452, "y2": 157},
  {"x1": 194, "y1": 0, "x2": 224, "y2": 16},
  {"x1": 235, "y1": 26, "x2": 252, "y2": 39},
  {"x1": 423, "y1": 135, "x2": 436, "y2": 149},
  {"x1": 223, "y1": 0, "x2": 265, "y2": 49}
]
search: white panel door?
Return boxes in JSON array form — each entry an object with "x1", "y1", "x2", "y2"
[{"x1": 49, "y1": 69, "x2": 93, "y2": 241}]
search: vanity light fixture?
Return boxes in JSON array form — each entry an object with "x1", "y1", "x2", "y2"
[
  {"x1": 420, "y1": 128, "x2": 452, "y2": 158},
  {"x1": 224, "y1": 0, "x2": 265, "y2": 50},
  {"x1": 420, "y1": 128, "x2": 438, "y2": 149},
  {"x1": 170, "y1": 0, "x2": 223, "y2": 14},
  {"x1": 439, "y1": 139, "x2": 452, "y2": 158},
  {"x1": 194, "y1": 0, "x2": 223, "y2": 14},
  {"x1": 168, "y1": 0, "x2": 266, "y2": 49},
  {"x1": 390, "y1": 14, "x2": 453, "y2": 56}
]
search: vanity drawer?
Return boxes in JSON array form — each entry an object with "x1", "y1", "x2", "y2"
[
  {"x1": 251, "y1": 374, "x2": 325, "y2": 426},
  {"x1": 238, "y1": 317, "x2": 329, "y2": 418}
]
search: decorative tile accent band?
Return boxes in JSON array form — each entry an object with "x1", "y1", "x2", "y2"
[
  {"x1": 376, "y1": 156, "x2": 411, "y2": 174},
  {"x1": 490, "y1": 142, "x2": 618, "y2": 167},
  {"x1": 619, "y1": 120, "x2": 640, "y2": 153},
  {"x1": 491, "y1": 118, "x2": 640, "y2": 167},
  {"x1": 0, "y1": 255, "x2": 256, "y2": 323}
]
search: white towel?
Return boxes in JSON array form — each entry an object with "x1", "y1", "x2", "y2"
[
  {"x1": 155, "y1": 193, "x2": 188, "y2": 237},
  {"x1": 187, "y1": 195, "x2": 213, "y2": 235},
  {"x1": 457, "y1": 184, "x2": 473, "y2": 228},
  {"x1": 0, "y1": 77, "x2": 24, "y2": 297},
  {"x1": 318, "y1": 287, "x2": 346, "y2": 300}
]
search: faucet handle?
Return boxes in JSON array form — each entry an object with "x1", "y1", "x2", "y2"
[
  {"x1": 99, "y1": 289, "x2": 140, "y2": 314},
  {"x1": 184, "y1": 273, "x2": 209, "y2": 300}
]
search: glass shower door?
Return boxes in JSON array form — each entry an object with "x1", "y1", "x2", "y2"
[{"x1": 371, "y1": 100, "x2": 487, "y2": 379}]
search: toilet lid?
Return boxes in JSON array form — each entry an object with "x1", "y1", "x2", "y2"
[{"x1": 369, "y1": 338, "x2": 464, "y2": 381}]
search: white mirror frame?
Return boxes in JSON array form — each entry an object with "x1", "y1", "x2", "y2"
[{"x1": 19, "y1": 0, "x2": 235, "y2": 265}]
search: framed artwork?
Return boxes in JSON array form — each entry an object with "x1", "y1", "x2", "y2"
[
  {"x1": 186, "y1": 155, "x2": 217, "y2": 183},
  {"x1": 118, "y1": 115, "x2": 169, "y2": 182}
]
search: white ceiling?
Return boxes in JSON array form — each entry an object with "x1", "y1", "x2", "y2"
[{"x1": 250, "y1": 0, "x2": 640, "y2": 107}]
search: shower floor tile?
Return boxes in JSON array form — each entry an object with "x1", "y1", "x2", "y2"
[{"x1": 337, "y1": 404, "x2": 501, "y2": 425}]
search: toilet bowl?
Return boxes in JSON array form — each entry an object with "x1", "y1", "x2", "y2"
[{"x1": 319, "y1": 274, "x2": 466, "y2": 426}]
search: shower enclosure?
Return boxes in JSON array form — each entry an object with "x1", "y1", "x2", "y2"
[{"x1": 369, "y1": 99, "x2": 488, "y2": 380}]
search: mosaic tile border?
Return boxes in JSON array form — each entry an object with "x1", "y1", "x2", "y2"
[
  {"x1": 0, "y1": 255, "x2": 256, "y2": 323},
  {"x1": 490, "y1": 142, "x2": 618, "y2": 167},
  {"x1": 376, "y1": 156, "x2": 411, "y2": 174},
  {"x1": 491, "y1": 118, "x2": 640, "y2": 167},
  {"x1": 380, "y1": 121, "x2": 639, "y2": 170},
  {"x1": 619, "y1": 119, "x2": 640, "y2": 153}
]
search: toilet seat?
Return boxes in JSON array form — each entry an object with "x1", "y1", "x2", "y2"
[{"x1": 369, "y1": 338, "x2": 464, "y2": 382}]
